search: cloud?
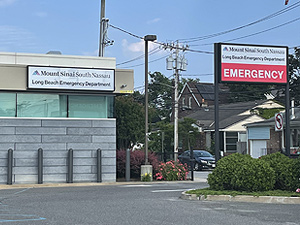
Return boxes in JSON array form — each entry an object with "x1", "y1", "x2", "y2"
[
  {"x1": 122, "y1": 39, "x2": 157, "y2": 53},
  {"x1": 0, "y1": 0, "x2": 16, "y2": 7},
  {"x1": 147, "y1": 18, "x2": 161, "y2": 25},
  {"x1": 0, "y1": 25, "x2": 37, "y2": 52}
]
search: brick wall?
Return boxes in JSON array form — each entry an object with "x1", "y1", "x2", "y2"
[{"x1": 0, "y1": 118, "x2": 116, "y2": 184}]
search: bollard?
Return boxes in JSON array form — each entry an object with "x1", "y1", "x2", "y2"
[
  {"x1": 190, "y1": 148, "x2": 194, "y2": 181},
  {"x1": 97, "y1": 149, "x2": 102, "y2": 183},
  {"x1": 7, "y1": 149, "x2": 13, "y2": 185},
  {"x1": 38, "y1": 148, "x2": 43, "y2": 184},
  {"x1": 125, "y1": 148, "x2": 130, "y2": 182},
  {"x1": 68, "y1": 149, "x2": 73, "y2": 183}
]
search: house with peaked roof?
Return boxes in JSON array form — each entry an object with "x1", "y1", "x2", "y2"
[
  {"x1": 245, "y1": 107, "x2": 300, "y2": 158},
  {"x1": 178, "y1": 82, "x2": 229, "y2": 118},
  {"x1": 182, "y1": 99, "x2": 284, "y2": 155}
]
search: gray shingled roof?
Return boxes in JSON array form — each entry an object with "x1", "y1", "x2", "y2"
[{"x1": 184, "y1": 100, "x2": 268, "y2": 129}]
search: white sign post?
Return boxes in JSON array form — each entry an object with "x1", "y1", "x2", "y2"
[{"x1": 275, "y1": 112, "x2": 283, "y2": 131}]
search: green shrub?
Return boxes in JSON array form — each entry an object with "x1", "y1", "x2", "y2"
[
  {"x1": 260, "y1": 152, "x2": 300, "y2": 191},
  {"x1": 208, "y1": 153, "x2": 275, "y2": 192}
]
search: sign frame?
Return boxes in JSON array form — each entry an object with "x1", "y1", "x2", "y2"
[
  {"x1": 216, "y1": 43, "x2": 288, "y2": 84},
  {"x1": 27, "y1": 65, "x2": 115, "y2": 92},
  {"x1": 214, "y1": 42, "x2": 291, "y2": 160}
]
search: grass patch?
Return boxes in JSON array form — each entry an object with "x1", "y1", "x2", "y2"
[{"x1": 186, "y1": 188, "x2": 300, "y2": 197}]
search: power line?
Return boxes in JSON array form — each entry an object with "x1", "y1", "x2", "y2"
[
  {"x1": 119, "y1": 54, "x2": 169, "y2": 69},
  {"x1": 178, "y1": 1, "x2": 300, "y2": 43},
  {"x1": 108, "y1": 23, "x2": 143, "y2": 39},
  {"x1": 181, "y1": 73, "x2": 213, "y2": 77},
  {"x1": 193, "y1": 16, "x2": 300, "y2": 47},
  {"x1": 116, "y1": 47, "x2": 161, "y2": 66}
]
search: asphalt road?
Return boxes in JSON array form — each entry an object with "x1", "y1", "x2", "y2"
[{"x1": 0, "y1": 173, "x2": 299, "y2": 225}]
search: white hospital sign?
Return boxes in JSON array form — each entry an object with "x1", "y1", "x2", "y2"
[{"x1": 28, "y1": 66, "x2": 115, "y2": 91}]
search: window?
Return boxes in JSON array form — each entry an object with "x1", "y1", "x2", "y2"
[
  {"x1": 225, "y1": 132, "x2": 238, "y2": 152},
  {"x1": 0, "y1": 92, "x2": 114, "y2": 119},
  {"x1": 0, "y1": 93, "x2": 16, "y2": 117},
  {"x1": 182, "y1": 97, "x2": 186, "y2": 107},
  {"x1": 188, "y1": 97, "x2": 192, "y2": 109},
  {"x1": 68, "y1": 95, "x2": 107, "y2": 118},
  {"x1": 17, "y1": 93, "x2": 67, "y2": 118}
]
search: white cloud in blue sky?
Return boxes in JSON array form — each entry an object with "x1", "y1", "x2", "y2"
[
  {"x1": 0, "y1": 0, "x2": 16, "y2": 7},
  {"x1": 147, "y1": 18, "x2": 161, "y2": 25},
  {"x1": 0, "y1": 25, "x2": 37, "y2": 52},
  {"x1": 122, "y1": 39, "x2": 157, "y2": 54}
]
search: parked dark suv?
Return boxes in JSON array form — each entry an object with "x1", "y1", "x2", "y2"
[{"x1": 178, "y1": 150, "x2": 216, "y2": 171}]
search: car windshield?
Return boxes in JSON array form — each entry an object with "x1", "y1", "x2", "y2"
[{"x1": 194, "y1": 151, "x2": 212, "y2": 157}]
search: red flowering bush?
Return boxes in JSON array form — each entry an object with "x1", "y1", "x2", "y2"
[
  {"x1": 117, "y1": 149, "x2": 160, "y2": 179},
  {"x1": 155, "y1": 160, "x2": 189, "y2": 181}
]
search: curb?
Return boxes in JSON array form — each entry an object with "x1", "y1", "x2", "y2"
[
  {"x1": 0, "y1": 180, "x2": 198, "y2": 190},
  {"x1": 180, "y1": 191, "x2": 300, "y2": 204}
]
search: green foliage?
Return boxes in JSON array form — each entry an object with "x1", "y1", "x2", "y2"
[
  {"x1": 288, "y1": 48, "x2": 300, "y2": 106},
  {"x1": 225, "y1": 83, "x2": 273, "y2": 103},
  {"x1": 178, "y1": 117, "x2": 199, "y2": 151},
  {"x1": 149, "y1": 117, "x2": 200, "y2": 158},
  {"x1": 155, "y1": 160, "x2": 189, "y2": 181},
  {"x1": 149, "y1": 72, "x2": 173, "y2": 119},
  {"x1": 260, "y1": 152, "x2": 300, "y2": 191},
  {"x1": 141, "y1": 172, "x2": 152, "y2": 182},
  {"x1": 115, "y1": 94, "x2": 144, "y2": 149},
  {"x1": 207, "y1": 153, "x2": 275, "y2": 192},
  {"x1": 251, "y1": 108, "x2": 284, "y2": 119},
  {"x1": 149, "y1": 121, "x2": 174, "y2": 156}
]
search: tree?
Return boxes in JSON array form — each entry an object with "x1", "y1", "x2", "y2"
[
  {"x1": 289, "y1": 48, "x2": 300, "y2": 106},
  {"x1": 148, "y1": 117, "x2": 199, "y2": 160},
  {"x1": 178, "y1": 117, "x2": 200, "y2": 151},
  {"x1": 148, "y1": 72, "x2": 173, "y2": 120},
  {"x1": 115, "y1": 94, "x2": 145, "y2": 149},
  {"x1": 225, "y1": 83, "x2": 273, "y2": 103}
]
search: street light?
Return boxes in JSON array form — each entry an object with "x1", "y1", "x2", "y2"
[
  {"x1": 144, "y1": 35, "x2": 157, "y2": 164},
  {"x1": 142, "y1": 35, "x2": 156, "y2": 181}
]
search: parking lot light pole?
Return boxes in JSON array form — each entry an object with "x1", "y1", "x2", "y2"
[
  {"x1": 141, "y1": 34, "x2": 157, "y2": 181},
  {"x1": 144, "y1": 34, "x2": 157, "y2": 165}
]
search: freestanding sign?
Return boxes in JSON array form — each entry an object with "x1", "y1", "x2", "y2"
[
  {"x1": 220, "y1": 43, "x2": 288, "y2": 84},
  {"x1": 214, "y1": 43, "x2": 290, "y2": 160}
]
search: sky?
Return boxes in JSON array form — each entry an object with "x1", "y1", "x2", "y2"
[{"x1": 0, "y1": 0, "x2": 299, "y2": 91}]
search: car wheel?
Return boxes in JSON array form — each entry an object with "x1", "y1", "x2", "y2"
[{"x1": 194, "y1": 163, "x2": 199, "y2": 171}]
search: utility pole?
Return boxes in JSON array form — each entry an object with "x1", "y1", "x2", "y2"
[
  {"x1": 166, "y1": 41, "x2": 188, "y2": 162},
  {"x1": 99, "y1": 0, "x2": 105, "y2": 57},
  {"x1": 98, "y1": 0, "x2": 113, "y2": 57},
  {"x1": 174, "y1": 42, "x2": 179, "y2": 162}
]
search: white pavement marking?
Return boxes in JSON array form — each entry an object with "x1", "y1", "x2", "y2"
[
  {"x1": 151, "y1": 189, "x2": 193, "y2": 193},
  {"x1": 121, "y1": 184, "x2": 154, "y2": 188}
]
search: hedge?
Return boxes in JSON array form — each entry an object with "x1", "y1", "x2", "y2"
[{"x1": 207, "y1": 153, "x2": 275, "y2": 192}]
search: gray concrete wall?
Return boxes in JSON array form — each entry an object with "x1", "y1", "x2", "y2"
[{"x1": 0, "y1": 118, "x2": 116, "y2": 184}]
